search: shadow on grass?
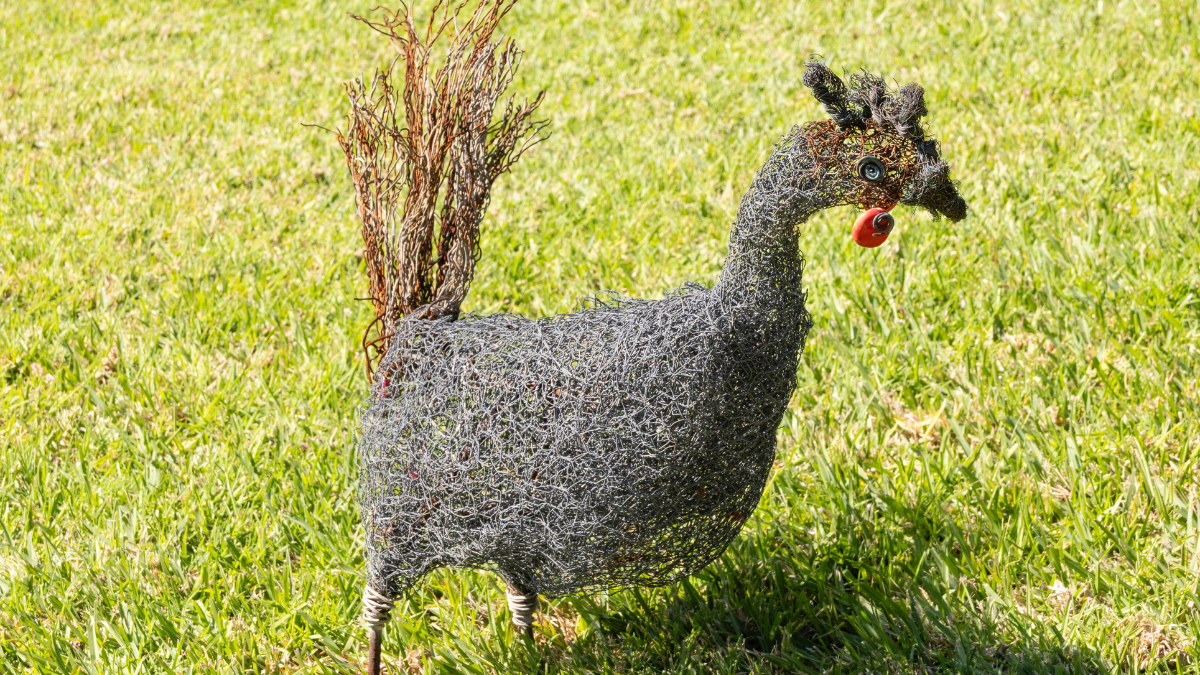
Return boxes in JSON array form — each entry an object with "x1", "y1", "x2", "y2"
[
  {"x1": 547, "y1": 550, "x2": 1109, "y2": 674},
  {"x1": 382, "y1": 507, "x2": 1126, "y2": 675},
  {"x1": 504, "y1": 479, "x2": 1118, "y2": 674}
]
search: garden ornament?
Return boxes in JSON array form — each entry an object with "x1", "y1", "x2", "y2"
[{"x1": 339, "y1": 8, "x2": 966, "y2": 670}]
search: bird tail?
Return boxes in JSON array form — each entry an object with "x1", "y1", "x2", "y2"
[{"x1": 338, "y1": 1, "x2": 547, "y2": 380}]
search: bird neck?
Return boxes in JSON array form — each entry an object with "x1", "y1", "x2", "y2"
[{"x1": 716, "y1": 130, "x2": 830, "y2": 307}]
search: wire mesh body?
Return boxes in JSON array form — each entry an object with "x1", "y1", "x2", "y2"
[
  {"x1": 356, "y1": 60, "x2": 967, "y2": 600},
  {"x1": 360, "y1": 275, "x2": 811, "y2": 597}
]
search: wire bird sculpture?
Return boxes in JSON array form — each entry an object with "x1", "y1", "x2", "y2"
[{"x1": 340, "y1": 6, "x2": 967, "y2": 672}]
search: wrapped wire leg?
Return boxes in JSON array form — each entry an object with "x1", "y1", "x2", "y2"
[
  {"x1": 362, "y1": 584, "x2": 394, "y2": 675},
  {"x1": 505, "y1": 583, "x2": 538, "y2": 640}
]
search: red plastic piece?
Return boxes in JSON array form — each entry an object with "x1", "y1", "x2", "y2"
[{"x1": 852, "y1": 208, "x2": 894, "y2": 248}]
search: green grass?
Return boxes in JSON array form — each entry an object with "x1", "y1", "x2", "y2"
[{"x1": 2, "y1": 0, "x2": 1199, "y2": 672}]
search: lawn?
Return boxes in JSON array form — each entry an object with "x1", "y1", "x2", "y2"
[{"x1": 2, "y1": 0, "x2": 1199, "y2": 672}]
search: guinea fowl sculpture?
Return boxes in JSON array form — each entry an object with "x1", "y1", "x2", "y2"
[{"x1": 339, "y1": 7, "x2": 966, "y2": 671}]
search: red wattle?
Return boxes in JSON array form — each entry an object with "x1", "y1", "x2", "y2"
[{"x1": 852, "y1": 208, "x2": 893, "y2": 248}]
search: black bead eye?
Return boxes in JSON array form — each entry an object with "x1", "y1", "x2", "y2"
[
  {"x1": 856, "y1": 156, "x2": 886, "y2": 183},
  {"x1": 872, "y1": 211, "x2": 894, "y2": 233}
]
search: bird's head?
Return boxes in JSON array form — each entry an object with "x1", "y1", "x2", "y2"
[{"x1": 800, "y1": 60, "x2": 967, "y2": 246}]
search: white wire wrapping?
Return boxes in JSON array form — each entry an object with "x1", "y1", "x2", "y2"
[
  {"x1": 362, "y1": 583, "x2": 395, "y2": 629},
  {"x1": 505, "y1": 586, "x2": 538, "y2": 628}
]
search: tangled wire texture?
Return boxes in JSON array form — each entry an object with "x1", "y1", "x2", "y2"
[{"x1": 357, "y1": 60, "x2": 966, "y2": 599}]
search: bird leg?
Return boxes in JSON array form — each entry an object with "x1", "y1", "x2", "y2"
[
  {"x1": 362, "y1": 584, "x2": 395, "y2": 675},
  {"x1": 367, "y1": 628, "x2": 383, "y2": 675},
  {"x1": 505, "y1": 582, "x2": 538, "y2": 641}
]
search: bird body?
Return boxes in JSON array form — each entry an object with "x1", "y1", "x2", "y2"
[{"x1": 361, "y1": 248, "x2": 810, "y2": 598}]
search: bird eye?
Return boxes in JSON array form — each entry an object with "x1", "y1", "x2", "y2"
[
  {"x1": 856, "y1": 156, "x2": 886, "y2": 183},
  {"x1": 872, "y1": 211, "x2": 894, "y2": 233}
]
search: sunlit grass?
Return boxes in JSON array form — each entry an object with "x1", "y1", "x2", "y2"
[{"x1": 2, "y1": 0, "x2": 1199, "y2": 672}]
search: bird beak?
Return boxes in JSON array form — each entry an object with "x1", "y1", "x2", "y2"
[{"x1": 901, "y1": 160, "x2": 968, "y2": 222}]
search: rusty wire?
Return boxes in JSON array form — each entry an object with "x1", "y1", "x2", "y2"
[{"x1": 338, "y1": 0, "x2": 548, "y2": 379}]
